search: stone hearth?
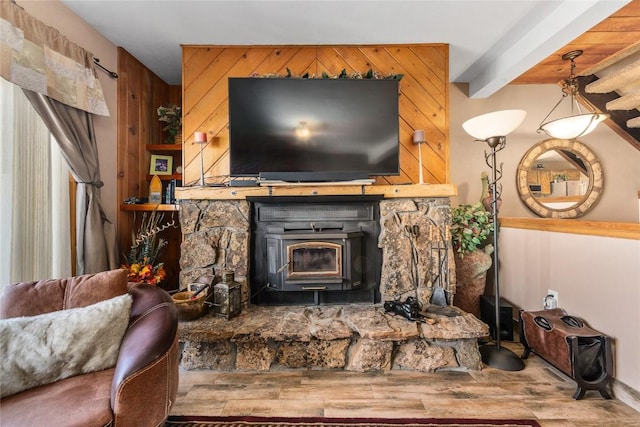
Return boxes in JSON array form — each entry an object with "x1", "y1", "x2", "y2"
[
  {"x1": 175, "y1": 185, "x2": 478, "y2": 373},
  {"x1": 178, "y1": 304, "x2": 488, "y2": 372}
]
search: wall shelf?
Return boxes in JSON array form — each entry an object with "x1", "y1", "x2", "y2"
[
  {"x1": 120, "y1": 203, "x2": 179, "y2": 212},
  {"x1": 146, "y1": 143, "x2": 182, "y2": 151},
  {"x1": 146, "y1": 173, "x2": 182, "y2": 181}
]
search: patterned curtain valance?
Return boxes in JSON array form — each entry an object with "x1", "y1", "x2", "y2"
[{"x1": 0, "y1": 0, "x2": 109, "y2": 116}]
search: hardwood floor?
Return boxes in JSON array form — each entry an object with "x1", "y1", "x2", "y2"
[{"x1": 172, "y1": 342, "x2": 640, "y2": 426}]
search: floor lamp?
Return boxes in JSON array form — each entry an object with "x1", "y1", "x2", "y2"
[{"x1": 462, "y1": 109, "x2": 527, "y2": 371}]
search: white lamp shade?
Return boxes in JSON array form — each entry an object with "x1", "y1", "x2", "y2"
[
  {"x1": 538, "y1": 113, "x2": 607, "y2": 139},
  {"x1": 462, "y1": 109, "x2": 527, "y2": 140}
]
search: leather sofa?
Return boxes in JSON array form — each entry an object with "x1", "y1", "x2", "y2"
[{"x1": 0, "y1": 269, "x2": 179, "y2": 427}]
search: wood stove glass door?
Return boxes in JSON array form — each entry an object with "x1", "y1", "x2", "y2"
[{"x1": 288, "y1": 242, "x2": 342, "y2": 279}]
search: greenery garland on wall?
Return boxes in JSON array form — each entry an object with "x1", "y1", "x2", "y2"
[{"x1": 251, "y1": 68, "x2": 403, "y2": 80}]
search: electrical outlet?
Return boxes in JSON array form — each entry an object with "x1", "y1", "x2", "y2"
[{"x1": 544, "y1": 289, "x2": 559, "y2": 309}]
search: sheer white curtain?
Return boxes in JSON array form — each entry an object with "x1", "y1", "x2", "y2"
[{"x1": 0, "y1": 79, "x2": 71, "y2": 287}]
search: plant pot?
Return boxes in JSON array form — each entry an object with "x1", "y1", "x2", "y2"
[
  {"x1": 453, "y1": 245, "x2": 493, "y2": 318},
  {"x1": 165, "y1": 133, "x2": 182, "y2": 144}
]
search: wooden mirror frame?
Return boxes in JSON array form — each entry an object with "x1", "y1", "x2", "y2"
[{"x1": 516, "y1": 139, "x2": 604, "y2": 218}]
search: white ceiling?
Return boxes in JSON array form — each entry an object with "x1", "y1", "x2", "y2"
[{"x1": 59, "y1": 0, "x2": 630, "y2": 98}]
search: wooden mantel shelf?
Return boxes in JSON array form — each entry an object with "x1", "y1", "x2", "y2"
[
  {"x1": 120, "y1": 203, "x2": 179, "y2": 212},
  {"x1": 175, "y1": 183, "x2": 457, "y2": 201}
]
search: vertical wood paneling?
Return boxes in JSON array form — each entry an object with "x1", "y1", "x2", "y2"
[
  {"x1": 182, "y1": 44, "x2": 449, "y2": 186},
  {"x1": 117, "y1": 47, "x2": 182, "y2": 290}
]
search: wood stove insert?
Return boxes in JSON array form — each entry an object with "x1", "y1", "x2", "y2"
[{"x1": 250, "y1": 196, "x2": 382, "y2": 305}]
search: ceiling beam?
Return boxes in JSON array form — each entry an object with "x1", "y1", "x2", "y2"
[{"x1": 467, "y1": 0, "x2": 630, "y2": 98}]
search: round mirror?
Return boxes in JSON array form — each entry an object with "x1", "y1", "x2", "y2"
[{"x1": 516, "y1": 139, "x2": 603, "y2": 218}]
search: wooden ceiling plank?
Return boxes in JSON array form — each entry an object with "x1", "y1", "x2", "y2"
[
  {"x1": 582, "y1": 40, "x2": 640, "y2": 74},
  {"x1": 588, "y1": 16, "x2": 640, "y2": 32},
  {"x1": 610, "y1": 0, "x2": 640, "y2": 17},
  {"x1": 571, "y1": 31, "x2": 640, "y2": 44}
]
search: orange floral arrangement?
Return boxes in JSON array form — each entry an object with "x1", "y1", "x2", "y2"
[
  {"x1": 125, "y1": 260, "x2": 166, "y2": 284},
  {"x1": 122, "y1": 210, "x2": 176, "y2": 284}
]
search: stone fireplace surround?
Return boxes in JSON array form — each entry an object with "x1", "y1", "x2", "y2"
[{"x1": 175, "y1": 184, "x2": 488, "y2": 372}]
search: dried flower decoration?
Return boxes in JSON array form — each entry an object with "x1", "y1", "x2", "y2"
[{"x1": 122, "y1": 210, "x2": 178, "y2": 284}]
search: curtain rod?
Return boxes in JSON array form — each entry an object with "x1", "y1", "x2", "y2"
[{"x1": 93, "y1": 58, "x2": 118, "y2": 79}]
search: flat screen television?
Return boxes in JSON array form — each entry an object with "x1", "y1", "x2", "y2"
[{"x1": 228, "y1": 77, "x2": 400, "y2": 182}]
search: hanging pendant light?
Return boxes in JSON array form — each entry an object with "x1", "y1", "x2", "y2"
[{"x1": 537, "y1": 50, "x2": 608, "y2": 140}]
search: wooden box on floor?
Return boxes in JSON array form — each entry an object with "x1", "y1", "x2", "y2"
[{"x1": 519, "y1": 308, "x2": 613, "y2": 400}]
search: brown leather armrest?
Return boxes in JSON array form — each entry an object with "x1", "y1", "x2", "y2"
[{"x1": 110, "y1": 284, "x2": 179, "y2": 426}]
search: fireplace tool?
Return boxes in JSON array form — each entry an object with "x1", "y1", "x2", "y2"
[
  {"x1": 429, "y1": 222, "x2": 449, "y2": 307},
  {"x1": 384, "y1": 297, "x2": 426, "y2": 322}
]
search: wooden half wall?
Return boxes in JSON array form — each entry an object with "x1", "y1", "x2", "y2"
[{"x1": 181, "y1": 44, "x2": 449, "y2": 185}]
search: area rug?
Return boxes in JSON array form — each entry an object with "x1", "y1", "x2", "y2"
[{"x1": 164, "y1": 416, "x2": 542, "y2": 427}]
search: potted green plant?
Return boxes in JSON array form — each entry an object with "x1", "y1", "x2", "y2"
[
  {"x1": 451, "y1": 202, "x2": 494, "y2": 255},
  {"x1": 157, "y1": 104, "x2": 182, "y2": 144},
  {"x1": 450, "y1": 202, "x2": 495, "y2": 317}
]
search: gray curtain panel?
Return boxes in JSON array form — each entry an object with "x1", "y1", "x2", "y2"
[{"x1": 22, "y1": 90, "x2": 118, "y2": 274}]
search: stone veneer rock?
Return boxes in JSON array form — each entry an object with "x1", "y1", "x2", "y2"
[
  {"x1": 179, "y1": 197, "x2": 456, "y2": 308},
  {"x1": 178, "y1": 305, "x2": 488, "y2": 372},
  {"x1": 176, "y1": 196, "x2": 485, "y2": 372}
]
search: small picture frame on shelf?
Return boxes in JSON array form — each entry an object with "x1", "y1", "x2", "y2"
[{"x1": 150, "y1": 154, "x2": 173, "y2": 175}]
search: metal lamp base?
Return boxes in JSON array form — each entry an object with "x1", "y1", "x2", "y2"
[{"x1": 480, "y1": 344, "x2": 525, "y2": 371}]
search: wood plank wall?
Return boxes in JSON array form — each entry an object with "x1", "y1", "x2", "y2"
[
  {"x1": 181, "y1": 44, "x2": 449, "y2": 186},
  {"x1": 116, "y1": 47, "x2": 181, "y2": 289}
]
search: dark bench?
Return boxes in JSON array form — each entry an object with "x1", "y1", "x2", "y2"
[{"x1": 520, "y1": 308, "x2": 613, "y2": 400}]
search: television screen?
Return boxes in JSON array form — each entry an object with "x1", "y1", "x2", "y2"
[{"x1": 228, "y1": 77, "x2": 399, "y2": 181}]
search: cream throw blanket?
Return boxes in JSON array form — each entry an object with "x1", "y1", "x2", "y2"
[{"x1": 0, "y1": 294, "x2": 132, "y2": 398}]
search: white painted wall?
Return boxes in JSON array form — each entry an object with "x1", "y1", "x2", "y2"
[
  {"x1": 450, "y1": 82, "x2": 640, "y2": 393},
  {"x1": 500, "y1": 228, "x2": 640, "y2": 393}
]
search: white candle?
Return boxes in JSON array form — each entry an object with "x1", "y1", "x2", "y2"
[{"x1": 194, "y1": 131, "x2": 207, "y2": 143}]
